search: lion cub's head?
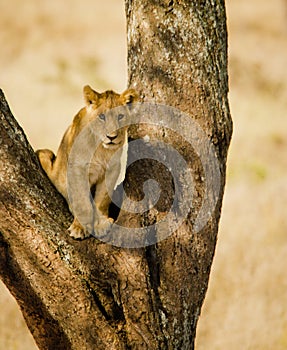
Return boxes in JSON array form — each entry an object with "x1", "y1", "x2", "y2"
[{"x1": 83, "y1": 85, "x2": 138, "y2": 149}]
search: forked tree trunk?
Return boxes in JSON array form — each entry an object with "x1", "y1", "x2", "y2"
[{"x1": 0, "y1": 1, "x2": 232, "y2": 349}]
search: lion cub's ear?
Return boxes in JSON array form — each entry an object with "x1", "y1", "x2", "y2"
[
  {"x1": 83, "y1": 85, "x2": 100, "y2": 106},
  {"x1": 120, "y1": 89, "x2": 139, "y2": 108}
]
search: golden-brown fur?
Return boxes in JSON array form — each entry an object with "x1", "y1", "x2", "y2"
[{"x1": 36, "y1": 85, "x2": 138, "y2": 239}]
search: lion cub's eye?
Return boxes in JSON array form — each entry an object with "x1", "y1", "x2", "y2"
[
  {"x1": 99, "y1": 113, "x2": 106, "y2": 121},
  {"x1": 118, "y1": 114, "x2": 125, "y2": 121}
]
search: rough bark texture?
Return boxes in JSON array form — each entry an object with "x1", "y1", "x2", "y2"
[
  {"x1": 124, "y1": 1, "x2": 232, "y2": 348},
  {"x1": 0, "y1": 1, "x2": 232, "y2": 349}
]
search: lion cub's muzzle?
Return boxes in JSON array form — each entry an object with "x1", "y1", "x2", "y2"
[{"x1": 103, "y1": 131, "x2": 122, "y2": 148}]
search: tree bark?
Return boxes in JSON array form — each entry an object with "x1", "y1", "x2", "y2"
[{"x1": 0, "y1": 1, "x2": 232, "y2": 349}]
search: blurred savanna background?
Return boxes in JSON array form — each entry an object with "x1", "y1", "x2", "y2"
[{"x1": 0, "y1": 0, "x2": 286, "y2": 349}]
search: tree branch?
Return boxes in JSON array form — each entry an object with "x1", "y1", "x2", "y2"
[{"x1": 0, "y1": 89, "x2": 160, "y2": 349}]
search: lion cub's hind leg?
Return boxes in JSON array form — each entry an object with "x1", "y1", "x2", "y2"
[
  {"x1": 36, "y1": 149, "x2": 56, "y2": 180},
  {"x1": 37, "y1": 149, "x2": 91, "y2": 240}
]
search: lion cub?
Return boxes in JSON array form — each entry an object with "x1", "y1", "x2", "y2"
[{"x1": 37, "y1": 85, "x2": 138, "y2": 239}]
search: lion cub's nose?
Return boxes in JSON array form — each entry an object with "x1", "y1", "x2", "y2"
[{"x1": 107, "y1": 134, "x2": 118, "y2": 142}]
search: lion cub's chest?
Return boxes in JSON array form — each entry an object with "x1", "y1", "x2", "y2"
[
  {"x1": 88, "y1": 143, "x2": 128, "y2": 189},
  {"x1": 88, "y1": 153, "x2": 115, "y2": 184}
]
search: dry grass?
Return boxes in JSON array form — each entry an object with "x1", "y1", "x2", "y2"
[
  {"x1": 1, "y1": 0, "x2": 287, "y2": 349},
  {"x1": 196, "y1": 0, "x2": 287, "y2": 348},
  {"x1": 0, "y1": 0, "x2": 127, "y2": 152}
]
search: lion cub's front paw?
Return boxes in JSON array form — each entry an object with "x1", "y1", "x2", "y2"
[
  {"x1": 94, "y1": 217, "x2": 114, "y2": 238},
  {"x1": 68, "y1": 219, "x2": 91, "y2": 240}
]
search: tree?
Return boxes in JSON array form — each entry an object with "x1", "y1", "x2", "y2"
[{"x1": 0, "y1": 1, "x2": 232, "y2": 349}]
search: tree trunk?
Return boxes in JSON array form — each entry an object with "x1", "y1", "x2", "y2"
[{"x1": 0, "y1": 1, "x2": 232, "y2": 349}]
